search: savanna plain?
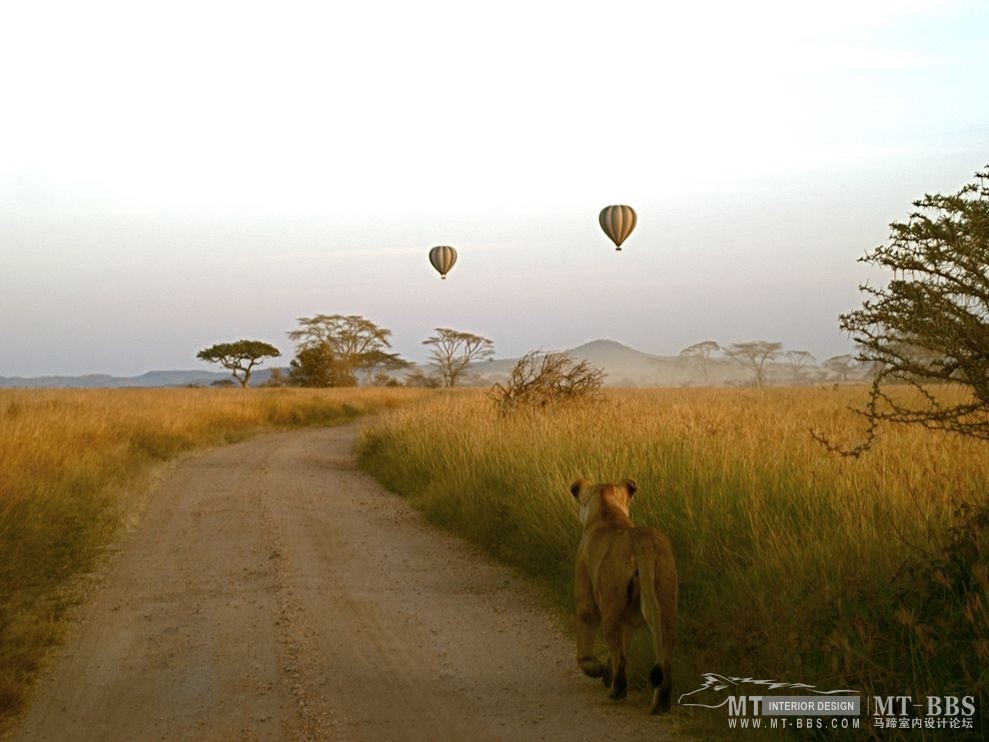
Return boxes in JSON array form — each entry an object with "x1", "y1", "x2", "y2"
[
  {"x1": 357, "y1": 386, "x2": 988, "y2": 737},
  {"x1": 1, "y1": 385, "x2": 986, "y2": 739}
]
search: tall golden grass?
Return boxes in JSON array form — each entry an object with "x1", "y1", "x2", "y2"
[
  {"x1": 358, "y1": 387, "x2": 988, "y2": 736},
  {"x1": 0, "y1": 386, "x2": 425, "y2": 722}
]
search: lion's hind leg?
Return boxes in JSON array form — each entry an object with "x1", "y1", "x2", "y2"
[
  {"x1": 635, "y1": 534, "x2": 677, "y2": 714},
  {"x1": 600, "y1": 598, "x2": 630, "y2": 700},
  {"x1": 651, "y1": 559, "x2": 677, "y2": 714},
  {"x1": 576, "y1": 601, "x2": 606, "y2": 679},
  {"x1": 575, "y1": 570, "x2": 606, "y2": 679}
]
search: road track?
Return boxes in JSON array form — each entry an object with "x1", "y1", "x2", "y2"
[{"x1": 12, "y1": 423, "x2": 681, "y2": 741}]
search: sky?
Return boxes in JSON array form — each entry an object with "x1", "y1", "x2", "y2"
[{"x1": 1, "y1": 0, "x2": 987, "y2": 376}]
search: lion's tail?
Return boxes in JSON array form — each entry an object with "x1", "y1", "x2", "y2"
[{"x1": 633, "y1": 529, "x2": 677, "y2": 714}]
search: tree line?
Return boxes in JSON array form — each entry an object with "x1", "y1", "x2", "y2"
[
  {"x1": 676, "y1": 340, "x2": 869, "y2": 388},
  {"x1": 197, "y1": 316, "x2": 493, "y2": 388}
]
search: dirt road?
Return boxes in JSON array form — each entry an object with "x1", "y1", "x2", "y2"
[{"x1": 12, "y1": 423, "x2": 682, "y2": 741}]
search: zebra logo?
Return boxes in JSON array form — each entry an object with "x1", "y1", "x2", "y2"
[{"x1": 678, "y1": 673, "x2": 858, "y2": 709}]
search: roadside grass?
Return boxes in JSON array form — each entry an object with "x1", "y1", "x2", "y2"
[
  {"x1": 0, "y1": 386, "x2": 426, "y2": 724},
  {"x1": 357, "y1": 387, "x2": 989, "y2": 738}
]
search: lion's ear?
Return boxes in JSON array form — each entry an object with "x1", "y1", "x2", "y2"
[
  {"x1": 623, "y1": 479, "x2": 638, "y2": 498},
  {"x1": 570, "y1": 479, "x2": 587, "y2": 499}
]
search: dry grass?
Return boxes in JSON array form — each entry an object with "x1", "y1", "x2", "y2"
[
  {"x1": 358, "y1": 386, "x2": 989, "y2": 737},
  {"x1": 0, "y1": 386, "x2": 426, "y2": 723}
]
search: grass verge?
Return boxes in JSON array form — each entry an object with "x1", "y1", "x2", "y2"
[
  {"x1": 0, "y1": 386, "x2": 425, "y2": 725},
  {"x1": 357, "y1": 387, "x2": 988, "y2": 739}
]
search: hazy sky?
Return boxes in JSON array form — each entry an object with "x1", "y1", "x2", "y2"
[{"x1": 2, "y1": 0, "x2": 987, "y2": 376}]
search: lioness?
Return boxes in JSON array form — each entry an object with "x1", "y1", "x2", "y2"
[{"x1": 571, "y1": 478, "x2": 677, "y2": 714}]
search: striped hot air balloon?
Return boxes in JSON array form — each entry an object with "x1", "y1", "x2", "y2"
[
  {"x1": 599, "y1": 205, "x2": 637, "y2": 250},
  {"x1": 428, "y1": 245, "x2": 458, "y2": 279}
]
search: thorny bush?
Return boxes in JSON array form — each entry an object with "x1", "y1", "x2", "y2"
[{"x1": 490, "y1": 351, "x2": 605, "y2": 414}]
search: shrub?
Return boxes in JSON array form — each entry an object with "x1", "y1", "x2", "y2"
[{"x1": 490, "y1": 350, "x2": 604, "y2": 413}]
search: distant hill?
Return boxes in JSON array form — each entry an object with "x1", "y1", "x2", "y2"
[
  {"x1": 446, "y1": 339, "x2": 667, "y2": 386},
  {"x1": 563, "y1": 339, "x2": 680, "y2": 386},
  {"x1": 0, "y1": 368, "x2": 284, "y2": 389},
  {"x1": 463, "y1": 339, "x2": 687, "y2": 387}
]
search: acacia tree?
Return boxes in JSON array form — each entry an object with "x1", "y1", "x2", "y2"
[
  {"x1": 723, "y1": 341, "x2": 783, "y2": 388},
  {"x1": 830, "y1": 166, "x2": 989, "y2": 448},
  {"x1": 287, "y1": 314, "x2": 400, "y2": 386},
  {"x1": 423, "y1": 328, "x2": 494, "y2": 387},
  {"x1": 785, "y1": 350, "x2": 816, "y2": 382},
  {"x1": 677, "y1": 340, "x2": 720, "y2": 384},
  {"x1": 196, "y1": 340, "x2": 281, "y2": 388},
  {"x1": 823, "y1": 354, "x2": 855, "y2": 381}
]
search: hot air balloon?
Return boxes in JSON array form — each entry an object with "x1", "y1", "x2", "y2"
[
  {"x1": 428, "y1": 245, "x2": 458, "y2": 279},
  {"x1": 599, "y1": 205, "x2": 637, "y2": 250}
]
